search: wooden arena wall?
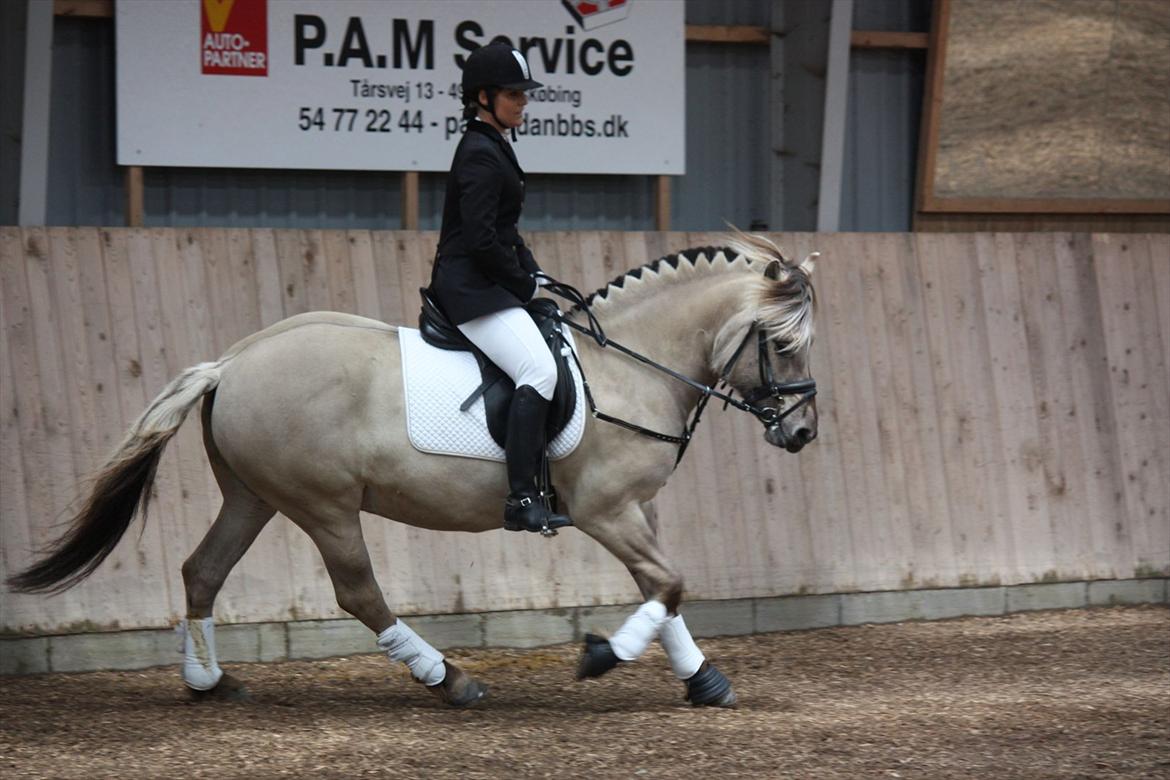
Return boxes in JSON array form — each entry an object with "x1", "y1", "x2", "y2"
[{"x1": 1, "y1": 228, "x2": 1166, "y2": 635}]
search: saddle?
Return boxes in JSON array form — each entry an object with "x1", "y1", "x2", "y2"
[{"x1": 417, "y1": 288, "x2": 578, "y2": 450}]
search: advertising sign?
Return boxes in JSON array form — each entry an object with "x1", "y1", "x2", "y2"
[{"x1": 116, "y1": 0, "x2": 685, "y2": 174}]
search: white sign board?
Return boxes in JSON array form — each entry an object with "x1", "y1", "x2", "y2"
[{"x1": 115, "y1": 0, "x2": 684, "y2": 174}]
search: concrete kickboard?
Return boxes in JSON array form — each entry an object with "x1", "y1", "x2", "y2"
[
  {"x1": 841, "y1": 587, "x2": 1005, "y2": 626},
  {"x1": 1087, "y1": 579, "x2": 1168, "y2": 606},
  {"x1": 1005, "y1": 582, "x2": 1087, "y2": 613},
  {"x1": 678, "y1": 599, "x2": 755, "y2": 637},
  {"x1": 6, "y1": 580, "x2": 1166, "y2": 676},
  {"x1": 576, "y1": 604, "x2": 638, "y2": 638},
  {"x1": 49, "y1": 629, "x2": 174, "y2": 673},
  {"x1": 287, "y1": 619, "x2": 373, "y2": 660},
  {"x1": 484, "y1": 609, "x2": 574, "y2": 648},
  {"x1": 408, "y1": 613, "x2": 484, "y2": 650},
  {"x1": 216, "y1": 622, "x2": 287, "y2": 663},
  {"x1": 0, "y1": 637, "x2": 49, "y2": 675},
  {"x1": 755, "y1": 594, "x2": 839, "y2": 632}
]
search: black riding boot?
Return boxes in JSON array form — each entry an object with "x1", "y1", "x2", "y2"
[{"x1": 504, "y1": 386, "x2": 573, "y2": 533}]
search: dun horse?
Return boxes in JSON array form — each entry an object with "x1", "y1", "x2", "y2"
[{"x1": 9, "y1": 232, "x2": 818, "y2": 707}]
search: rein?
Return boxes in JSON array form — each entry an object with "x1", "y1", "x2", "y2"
[{"x1": 536, "y1": 275, "x2": 817, "y2": 466}]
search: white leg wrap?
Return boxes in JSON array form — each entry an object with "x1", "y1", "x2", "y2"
[
  {"x1": 178, "y1": 617, "x2": 223, "y2": 691},
  {"x1": 659, "y1": 614, "x2": 706, "y2": 679},
  {"x1": 377, "y1": 620, "x2": 446, "y2": 686},
  {"x1": 608, "y1": 600, "x2": 669, "y2": 662}
]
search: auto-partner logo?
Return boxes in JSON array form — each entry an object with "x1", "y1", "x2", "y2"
[
  {"x1": 562, "y1": 0, "x2": 631, "y2": 31},
  {"x1": 202, "y1": 0, "x2": 268, "y2": 76}
]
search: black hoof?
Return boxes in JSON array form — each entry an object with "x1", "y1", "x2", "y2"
[
  {"x1": 685, "y1": 662, "x2": 736, "y2": 708},
  {"x1": 188, "y1": 672, "x2": 251, "y2": 702},
  {"x1": 427, "y1": 661, "x2": 488, "y2": 708},
  {"x1": 576, "y1": 633, "x2": 620, "y2": 680}
]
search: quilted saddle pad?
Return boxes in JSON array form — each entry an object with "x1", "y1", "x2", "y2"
[{"x1": 398, "y1": 326, "x2": 587, "y2": 462}]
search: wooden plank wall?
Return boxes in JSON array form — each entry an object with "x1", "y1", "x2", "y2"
[{"x1": 1, "y1": 228, "x2": 1166, "y2": 634}]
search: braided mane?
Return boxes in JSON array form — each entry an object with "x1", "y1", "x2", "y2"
[{"x1": 579, "y1": 232, "x2": 816, "y2": 356}]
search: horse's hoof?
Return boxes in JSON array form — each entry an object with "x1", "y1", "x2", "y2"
[
  {"x1": 188, "y1": 672, "x2": 251, "y2": 702},
  {"x1": 685, "y1": 662, "x2": 736, "y2": 708},
  {"x1": 427, "y1": 661, "x2": 488, "y2": 708},
  {"x1": 576, "y1": 633, "x2": 620, "y2": 680}
]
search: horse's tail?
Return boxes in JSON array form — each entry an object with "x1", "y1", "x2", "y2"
[{"x1": 7, "y1": 361, "x2": 225, "y2": 594}]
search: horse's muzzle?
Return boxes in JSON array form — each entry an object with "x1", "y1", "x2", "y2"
[{"x1": 765, "y1": 424, "x2": 816, "y2": 453}]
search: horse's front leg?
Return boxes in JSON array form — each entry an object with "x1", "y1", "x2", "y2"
[{"x1": 576, "y1": 502, "x2": 736, "y2": 707}]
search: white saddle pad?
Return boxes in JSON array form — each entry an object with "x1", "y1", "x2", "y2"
[{"x1": 399, "y1": 325, "x2": 587, "y2": 462}]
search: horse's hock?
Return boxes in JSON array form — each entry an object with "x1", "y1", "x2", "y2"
[{"x1": 1, "y1": 228, "x2": 1167, "y2": 675}]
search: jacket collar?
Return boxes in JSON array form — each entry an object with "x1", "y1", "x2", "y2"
[{"x1": 466, "y1": 120, "x2": 524, "y2": 177}]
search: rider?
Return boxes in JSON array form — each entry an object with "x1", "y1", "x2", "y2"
[{"x1": 428, "y1": 41, "x2": 572, "y2": 534}]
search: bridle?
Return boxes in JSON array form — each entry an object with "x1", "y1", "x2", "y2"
[{"x1": 539, "y1": 276, "x2": 817, "y2": 467}]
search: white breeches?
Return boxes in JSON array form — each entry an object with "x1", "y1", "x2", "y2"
[{"x1": 457, "y1": 307, "x2": 557, "y2": 400}]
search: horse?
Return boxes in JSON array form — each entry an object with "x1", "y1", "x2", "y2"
[{"x1": 8, "y1": 230, "x2": 818, "y2": 708}]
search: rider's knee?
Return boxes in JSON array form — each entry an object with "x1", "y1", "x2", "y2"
[{"x1": 519, "y1": 351, "x2": 557, "y2": 400}]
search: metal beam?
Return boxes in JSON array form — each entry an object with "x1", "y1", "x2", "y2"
[
  {"x1": 18, "y1": 0, "x2": 53, "y2": 226},
  {"x1": 768, "y1": 0, "x2": 786, "y2": 231},
  {"x1": 816, "y1": 0, "x2": 854, "y2": 232}
]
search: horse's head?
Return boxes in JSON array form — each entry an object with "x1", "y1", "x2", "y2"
[{"x1": 713, "y1": 233, "x2": 818, "y2": 453}]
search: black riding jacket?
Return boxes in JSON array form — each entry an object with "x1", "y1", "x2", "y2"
[{"x1": 431, "y1": 120, "x2": 540, "y2": 324}]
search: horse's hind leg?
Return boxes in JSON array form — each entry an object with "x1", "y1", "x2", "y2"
[
  {"x1": 289, "y1": 506, "x2": 487, "y2": 707},
  {"x1": 178, "y1": 454, "x2": 276, "y2": 699},
  {"x1": 177, "y1": 400, "x2": 277, "y2": 698}
]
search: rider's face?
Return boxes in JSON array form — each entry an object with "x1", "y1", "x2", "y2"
[{"x1": 480, "y1": 88, "x2": 528, "y2": 130}]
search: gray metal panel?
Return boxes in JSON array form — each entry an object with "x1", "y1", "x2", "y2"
[
  {"x1": 853, "y1": 0, "x2": 931, "y2": 32},
  {"x1": 685, "y1": 0, "x2": 771, "y2": 26},
  {"x1": 674, "y1": 40, "x2": 772, "y2": 231},
  {"x1": 837, "y1": 0, "x2": 929, "y2": 231},
  {"x1": 1, "y1": 0, "x2": 27, "y2": 225},
  {"x1": 778, "y1": 0, "x2": 832, "y2": 231},
  {"x1": 840, "y1": 47, "x2": 926, "y2": 231},
  {"x1": 47, "y1": 17, "x2": 122, "y2": 227}
]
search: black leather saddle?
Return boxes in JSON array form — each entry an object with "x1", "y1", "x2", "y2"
[{"x1": 418, "y1": 288, "x2": 578, "y2": 450}]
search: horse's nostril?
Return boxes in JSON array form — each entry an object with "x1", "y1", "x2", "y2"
[{"x1": 797, "y1": 427, "x2": 815, "y2": 444}]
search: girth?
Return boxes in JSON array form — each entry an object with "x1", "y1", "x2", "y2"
[{"x1": 417, "y1": 288, "x2": 577, "y2": 448}]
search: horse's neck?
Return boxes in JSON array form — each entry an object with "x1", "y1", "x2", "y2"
[{"x1": 578, "y1": 274, "x2": 747, "y2": 422}]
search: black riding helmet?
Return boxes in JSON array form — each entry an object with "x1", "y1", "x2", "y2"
[
  {"x1": 461, "y1": 41, "x2": 543, "y2": 96},
  {"x1": 461, "y1": 42, "x2": 543, "y2": 132}
]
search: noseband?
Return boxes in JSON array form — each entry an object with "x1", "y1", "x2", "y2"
[
  {"x1": 719, "y1": 323, "x2": 817, "y2": 428},
  {"x1": 540, "y1": 276, "x2": 817, "y2": 467}
]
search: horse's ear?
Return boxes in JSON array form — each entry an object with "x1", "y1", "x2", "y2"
[
  {"x1": 799, "y1": 252, "x2": 819, "y2": 276},
  {"x1": 764, "y1": 260, "x2": 784, "y2": 280}
]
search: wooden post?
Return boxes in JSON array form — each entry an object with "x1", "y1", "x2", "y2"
[
  {"x1": 125, "y1": 166, "x2": 144, "y2": 227},
  {"x1": 402, "y1": 171, "x2": 419, "y2": 229},
  {"x1": 655, "y1": 175, "x2": 671, "y2": 231}
]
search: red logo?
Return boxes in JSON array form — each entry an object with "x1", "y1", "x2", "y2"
[
  {"x1": 201, "y1": 0, "x2": 268, "y2": 76},
  {"x1": 562, "y1": 0, "x2": 631, "y2": 31}
]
